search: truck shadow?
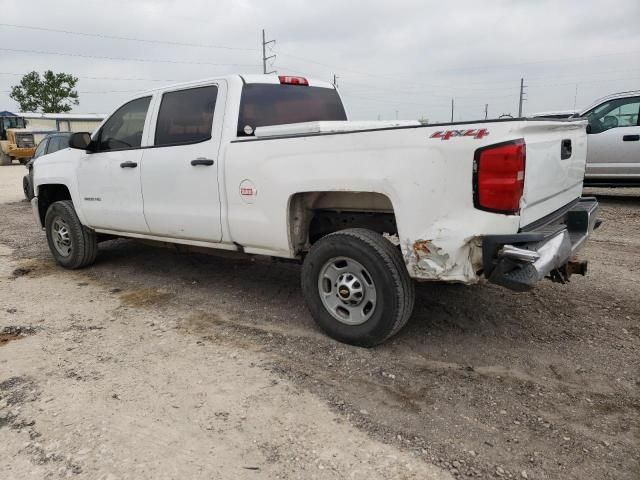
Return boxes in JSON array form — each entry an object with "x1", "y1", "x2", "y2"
[{"x1": 93, "y1": 238, "x2": 606, "y2": 352}]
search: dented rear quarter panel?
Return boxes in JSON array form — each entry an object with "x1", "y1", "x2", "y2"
[{"x1": 223, "y1": 121, "x2": 581, "y2": 283}]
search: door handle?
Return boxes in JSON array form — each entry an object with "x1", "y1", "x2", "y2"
[
  {"x1": 191, "y1": 158, "x2": 214, "y2": 166},
  {"x1": 622, "y1": 135, "x2": 639, "y2": 141},
  {"x1": 120, "y1": 161, "x2": 138, "y2": 168}
]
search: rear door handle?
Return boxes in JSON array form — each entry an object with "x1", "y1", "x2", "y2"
[
  {"x1": 120, "y1": 161, "x2": 138, "y2": 168},
  {"x1": 191, "y1": 158, "x2": 214, "y2": 166},
  {"x1": 623, "y1": 135, "x2": 639, "y2": 141}
]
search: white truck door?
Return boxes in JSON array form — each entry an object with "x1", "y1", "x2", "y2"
[
  {"x1": 140, "y1": 83, "x2": 224, "y2": 242},
  {"x1": 585, "y1": 95, "x2": 640, "y2": 178},
  {"x1": 76, "y1": 96, "x2": 153, "y2": 233}
]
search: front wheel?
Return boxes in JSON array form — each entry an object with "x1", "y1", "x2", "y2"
[
  {"x1": 301, "y1": 228, "x2": 415, "y2": 347},
  {"x1": 45, "y1": 200, "x2": 97, "y2": 269}
]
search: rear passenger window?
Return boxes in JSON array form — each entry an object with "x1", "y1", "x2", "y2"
[{"x1": 155, "y1": 86, "x2": 217, "y2": 147}]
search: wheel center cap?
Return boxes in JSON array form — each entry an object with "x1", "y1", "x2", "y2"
[{"x1": 338, "y1": 286, "x2": 350, "y2": 298}]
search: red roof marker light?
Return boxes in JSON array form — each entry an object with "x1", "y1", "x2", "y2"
[{"x1": 278, "y1": 75, "x2": 309, "y2": 86}]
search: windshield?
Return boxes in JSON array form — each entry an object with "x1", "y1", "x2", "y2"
[
  {"x1": 3, "y1": 117, "x2": 26, "y2": 129},
  {"x1": 237, "y1": 83, "x2": 347, "y2": 136}
]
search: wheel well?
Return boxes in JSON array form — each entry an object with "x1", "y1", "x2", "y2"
[
  {"x1": 37, "y1": 184, "x2": 72, "y2": 225},
  {"x1": 289, "y1": 192, "x2": 398, "y2": 255}
]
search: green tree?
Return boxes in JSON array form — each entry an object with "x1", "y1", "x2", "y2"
[{"x1": 10, "y1": 70, "x2": 79, "y2": 113}]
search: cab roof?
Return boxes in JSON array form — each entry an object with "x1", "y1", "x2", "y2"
[{"x1": 138, "y1": 74, "x2": 335, "y2": 95}]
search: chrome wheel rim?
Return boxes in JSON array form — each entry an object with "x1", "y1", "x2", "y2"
[
  {"x1": 51, "y1": 216, "x2": 72, "y2": 257},
  {"x1": 318, "y1": 257, "x2": 377, "y2": 325}
]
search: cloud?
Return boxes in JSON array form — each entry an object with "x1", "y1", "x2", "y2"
[{"x1": 2, "y1": 0, "x2": 639, "y2": 121}]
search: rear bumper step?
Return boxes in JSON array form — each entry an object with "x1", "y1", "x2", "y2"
[{"x1": 481, "y1": 197, "x2": 599, "y2": 291}]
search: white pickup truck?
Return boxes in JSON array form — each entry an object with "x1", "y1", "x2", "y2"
[{"x1": 32, "y1": 74, "x2": 599, "y2": 346}]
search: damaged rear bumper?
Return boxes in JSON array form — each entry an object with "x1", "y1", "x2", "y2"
[{"x1": 482, "y1": 197, "x2": 600, "y2": 291}]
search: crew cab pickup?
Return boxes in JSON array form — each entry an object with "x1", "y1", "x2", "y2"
[{"x1": 32, "y1": 74, "x2": 599, "y2": 346}]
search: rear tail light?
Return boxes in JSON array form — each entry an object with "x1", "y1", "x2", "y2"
[
  {"x1": 473, "y1": 140, "x2": 526, "y2": 214},
  {"x1": 278, "y1": 75, "x2": 309, "y2": 86}
]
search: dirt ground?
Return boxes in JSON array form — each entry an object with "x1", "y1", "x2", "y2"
[{"x1": 0, "y1": 164, "x2": 638, "y2": 479}]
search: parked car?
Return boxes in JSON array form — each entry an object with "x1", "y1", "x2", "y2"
[
  {"x1": 575, "y1": 90, "x2": 640, "y2": 186},
  {"x1": 23, "y1": 132, "x2": 72, "y2": 201},
  {"x1": 31, "y1": 74, "x2": 599, "y2": 346}
]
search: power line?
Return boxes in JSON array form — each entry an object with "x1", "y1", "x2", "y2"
[
  {"x1": 0, "y1": 22, "x2": 256, "y2": 51},
  {"x1": 0, "y1": 71, "x2": 183, "y2": 83},
  {"x1": 277, "y1": 47, "x2": 640, "y2": 79},
  {"x1": 3, "y1": 21, "x2": 637, "y2": 87},
  {"x1": 0, "y1": 47, "x2": 261, "y2": 67}
]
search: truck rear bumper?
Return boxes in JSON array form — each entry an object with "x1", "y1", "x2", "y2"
[{"x1": 481, "y1": 197, "x2": 599, "y2": 291}]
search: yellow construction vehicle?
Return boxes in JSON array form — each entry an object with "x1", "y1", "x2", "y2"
[{"x1": 0, "y1": 112, "x2": 36, "y2": 165}]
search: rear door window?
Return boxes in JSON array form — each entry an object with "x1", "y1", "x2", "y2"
[
  {"x1": 237, "y1": 84, "x2": 347, "y2": 136},
  {"x1": 154, "y1": 86, "x2": 218, "y2": 147}
]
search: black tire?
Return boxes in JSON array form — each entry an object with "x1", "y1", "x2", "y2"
[
  {"x1": 22, "y1": 176, "x2": 33, "y2": 201},
  {"x1": 44, "y1": 200, "x2": 97, "y2": 269},
  {"x1": 301, "y1": 228, "x2": 415, "y2": 347}
]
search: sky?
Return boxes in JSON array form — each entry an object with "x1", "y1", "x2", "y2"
[{"x1": 1, "y1": 0, "x2": 640, "y2": 122}]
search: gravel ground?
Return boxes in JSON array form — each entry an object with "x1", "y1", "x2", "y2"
[{"x1": 0, "y1": 163, "x2": 638, "y2": 479}]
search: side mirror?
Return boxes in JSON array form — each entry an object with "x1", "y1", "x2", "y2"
[{"x1": 69, "y1": 132, "x2": 93, "y2": 151}]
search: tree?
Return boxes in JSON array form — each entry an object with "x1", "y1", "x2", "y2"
[{"x1": 10, "y1": 70, "x2": 79, "y2": 113}]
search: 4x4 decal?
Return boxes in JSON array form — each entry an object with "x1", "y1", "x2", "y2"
[{"x1": 430, "y1": 128, "x2": 489, "y2": 140}]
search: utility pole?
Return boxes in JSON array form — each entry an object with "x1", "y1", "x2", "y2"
[
  {"x1": 395, "y1": 109, "x2": 399, "y2": 120},
  {"x1": 450, "y1": 98, "x2": 454, "y2": 122},
  {"x1": 518, "y1": 77, "x2": 527, "y2": 117},
  {"x1": 262, "y1": 29, "x2": 276, "y2": 74},
  {"x1": 484, "y1": 103, "x2": 488, "y2": 120},
  {"x1": 332, "y1": 74, "x2": 338, "y2": 88},
  {"x1": 573, "y1": 83, "x2": 579, "y2": 110}
]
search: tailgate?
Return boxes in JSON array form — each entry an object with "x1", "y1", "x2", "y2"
[{"x1": 519, "y1": 119, "x2": 588, "y2": 226}]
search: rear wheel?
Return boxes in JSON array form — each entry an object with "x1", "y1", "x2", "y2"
[
  {"x1": 45, "y1": 200, "x2": 97, "y2": 269},
  {"x1": 301, "y1": 228, "x2": 415, "y2": 347}
]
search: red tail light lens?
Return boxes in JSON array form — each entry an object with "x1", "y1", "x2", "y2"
[
  {"x1": 474, "y1": 140, "x2": 526, "y2": 214},
  {"x1": 278, "y1": 75, "x2": 309, "y2": 86}
]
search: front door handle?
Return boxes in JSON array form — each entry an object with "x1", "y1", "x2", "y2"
[
  {"x1": 623, "y1": 134, "x2": 639, "y2": 142},
  {"x1": 120, "y1": 161, "x2": 138, "y2": 168},
  {"x1": 191, "y1": 158, "x2": 214, "y2": 166}
]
